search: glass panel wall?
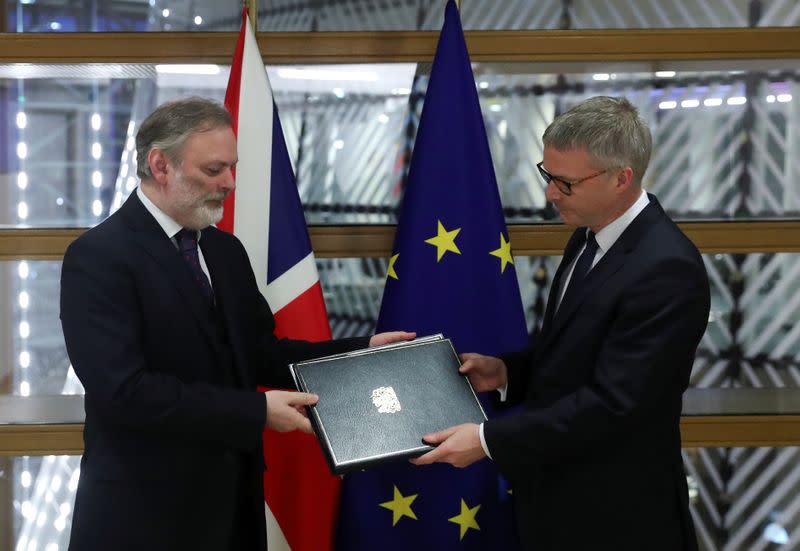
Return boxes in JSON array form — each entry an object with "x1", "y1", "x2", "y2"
[
  {"x1": 0, "y1": 455, "x2": 80, "y2": 551},
  {"x1": 2, "y1": 62, "x2": 799, "y2": 228},
  {"x1": 6, "y1": 0, "x2": 800, "y2": 32}
]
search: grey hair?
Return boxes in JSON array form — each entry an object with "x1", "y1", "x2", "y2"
[
  {"x1": 542, "y1": 96, "x2": 652, "y2": 186},
  {"x1": 135, "y1": 96, "x2": 232, "y2": 179}
]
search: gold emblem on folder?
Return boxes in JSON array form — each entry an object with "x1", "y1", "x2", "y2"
[{"x1": 372, "y1": 386, "x2": 402, "y2": 414}]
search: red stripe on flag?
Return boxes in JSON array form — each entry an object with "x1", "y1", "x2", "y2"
[
  {"x1": 273, "y1": 281, "x2": 332, "y2": 341},
  {"x1": 261, "y1": 428, "x2": 341, "y2": 551},
  {"x1": 263, "y1": 284, "x2": 340, "y2": 549},
  {"x1": 218, "y1": 7, "x2": 247, "y2": 234}
]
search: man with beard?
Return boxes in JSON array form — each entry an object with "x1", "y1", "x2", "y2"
[{"x1": 60, "y1": 97, "x2": 412, "y2": 551}]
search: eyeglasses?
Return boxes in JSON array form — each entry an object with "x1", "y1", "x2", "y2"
[{"x1": 536, "y1": 161, "x2": 609, "y2": 196}]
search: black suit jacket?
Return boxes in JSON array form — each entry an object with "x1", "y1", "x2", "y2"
[
  {"x1": 60, "y1": 192, "x2": 367, "y2": 551},
  {"x1": 485, "y1": 196, "x2": 709, "y2": 551}
]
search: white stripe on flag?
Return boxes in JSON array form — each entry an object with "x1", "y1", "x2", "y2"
[
  {"x1": 233, "y1": 15, "x2": 273, "y2": 298},
  {"x1": 265, "y1": 252, "x2": 319, "y2": 313},
  {"x1": 264, "y1": 501, "x2": 291, "y2": 551}
]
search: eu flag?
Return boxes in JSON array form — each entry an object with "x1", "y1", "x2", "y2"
[{"x1": 335, "y1": 1, "x2": 528, "y2": 548}]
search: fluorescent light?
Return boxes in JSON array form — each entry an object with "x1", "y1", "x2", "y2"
[
  {"x1": 479, "y1": 81, "x2": 489, "y2": 89},
  {"x1": 17, "y1": 171, "x2": 28, "y2": 190},
  {"x1": 378, "y1": 113, "x2": 389, "y2": 124},
  {"x1": 161, "y1": 8, "x2": 169, "y2": 17},
  {"x1": 332, "y1": 87, "x2": 345, "y2": 98},
  {"x1": 91, "y1": 113, "x2": 101, "y2": 130},
  {"x1": 17, "y1": 142, "x2": 27, "y2": 159},
  {"x1": 16, "y1": 112, "x2": 27, "y2": 129},
  {"x1": 155, "y1": 64, "x2": 220, "y2": 75},
  {"x1": 703, "y1": 98, "x2": 723, "y2": 107},
  {"x1": 681, "y1": 99, "x2": 700, "y2": 108},
  {"x1": 658, "y1": 101, "x2": 677, "y2": 110},
  {"x1": 655, "y1": 71, "x2": 676, "y2": 78},
  {"x1": 766, "y1": 95, "x2": 776, "y2": 103},
  {"x1": 277, "y1": 68, "x2": 379, "y2": 81},
  {"x1": 593, "y1": 73, "x2": 610, "y2": 81},
  {"x1": 777, "y1": 93, "x2": 792, "y2": 103},
  {"x1": 194, "y1": 15, "x2": 203, "y2": 25},
  {"x1": 727, "y1": 96, "x2": 747, "y2": 105}
]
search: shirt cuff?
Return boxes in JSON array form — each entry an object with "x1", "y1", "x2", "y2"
[
  {"x1": 497, "y1": 383, "x2": 508, "y2": 402},
  {"x1": 479, "y1": 422, "x2": 492, "y2": 460}
]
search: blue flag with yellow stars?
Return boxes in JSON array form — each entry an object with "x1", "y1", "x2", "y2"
[{"x1": 335, "y1": 1, "x2": 528, "y2": 549}]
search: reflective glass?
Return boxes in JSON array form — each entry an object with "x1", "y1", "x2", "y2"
[
  {"x1": 684, "y1": 447, "x2": 800, "y2": 550},
  {"x1": 1, "y1": 450, "x2": 796, "y2": 551},
  {"x1": 6, "y1": 0, "x2": 800, "y2": 32},
  {"x1": 1, "y1": 455, "x2": 79, "y2": 550},
  {"x1": 1, "y1": 62, "x2": 799, "y2": 227},
  {"x1": 5, "y1": 0, "x2": 244, "y2": 32},
  {"x1": 5, "y1": 253, "x2": 799, "y2": 396}
]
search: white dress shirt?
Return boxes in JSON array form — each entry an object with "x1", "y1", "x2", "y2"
[
  {"x1": 137, "y1": 186, "x2": 213, "y2": 281},
  {"x1": 479, "y1": 189, "x2": 650, "y2": 459}
]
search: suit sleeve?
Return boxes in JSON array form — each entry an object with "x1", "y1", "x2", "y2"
[
  {"x1": 60, "y1": 238, "x2": 266, "y2": 451},
  {"x1": 485, "y1": 255, "x2": 709, "y2": 470},
  {"x1": 499, "y1": 345, "x2": 536, "y2": 405}
]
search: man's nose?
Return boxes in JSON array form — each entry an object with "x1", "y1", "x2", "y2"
[
  {"x1": 221, "y1": 167, "x2": 236, "y2": 192},
  {"x1": 545, "y1": 180, "x2": 561, "y2": 202}
]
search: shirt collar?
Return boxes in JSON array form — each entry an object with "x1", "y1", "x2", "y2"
[
  {"x1": 136, "y1": 186, "x2": 199, "y2": 241},
  {"x1": 593, "y1": 189, "x2": 650, "y2": 253}
]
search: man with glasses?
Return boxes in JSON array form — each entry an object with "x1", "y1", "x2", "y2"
[{"x1": 412, "y1": 96, "x2": 709, "y2": 551}]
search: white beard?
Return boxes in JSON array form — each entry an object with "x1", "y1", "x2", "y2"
[{"x1": 172, "y1": 169, "x2": 226, "y2": 230}]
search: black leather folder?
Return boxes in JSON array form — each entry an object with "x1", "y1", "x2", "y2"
[{"x1": 289, "y1": 335, "x2": 487, "y2": 475}]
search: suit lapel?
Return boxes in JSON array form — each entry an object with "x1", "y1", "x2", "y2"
[
  {"x1": 538, "y1": 229, "x2": 585, "y2": 340},
  {"x1": 542, "y1": 195, "x2": 666, "y2": 348},
  {"x1": 120, "y1": 193, "x2": 219, "y2": 346},
  {"x1": 199, "y1": 229, "x2": 250, "y2": 388}
]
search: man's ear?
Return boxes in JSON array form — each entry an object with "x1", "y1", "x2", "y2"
[
  {"x1": 148, "y1": 148, "x2": 171, "y2": 186},
  {"x1": 616, "y1": 166, "x2": 634, "y2": 193}
]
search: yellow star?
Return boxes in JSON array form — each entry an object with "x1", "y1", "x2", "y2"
[
  {"x1": 379, "y1": 485, "x2": 418, "y2": 526},
  {"x1": 489, "y1": 233, "x2": 514, "y2": 273},
  {"x1": 424, "y1": 220, "x2": 462, "y2": 262},
  {"x1": 448, "y1": 499, "x2": 481, "y2": 540},
  {"x1": 387, "y1": 253, "x2": 399, "y2": 280}
]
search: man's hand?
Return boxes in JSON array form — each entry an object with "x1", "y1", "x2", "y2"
[
  {"x1": 265, "y1": 390, "x2": 318, "y2": 433},
  {"x1": 459, "y1": 353, "x2": 508, "y2": 392},
  {"x1": 409, "y1": 423, "x2": 486, "y2": 468},
  {"x1": 369, "y1": 331, "x2": 416, "y2": 347}
]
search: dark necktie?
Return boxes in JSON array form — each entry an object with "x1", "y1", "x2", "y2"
[
  {"x1": 175, "y1": 229, "x2": 214, "y2": 305},
  {"x1": 560, "y1": 230, "x2": 598, "y2": 306}
]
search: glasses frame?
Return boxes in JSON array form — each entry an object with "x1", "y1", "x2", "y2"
[{"x1": 536, "y1": 161, "x2": 610, "y2": 196}]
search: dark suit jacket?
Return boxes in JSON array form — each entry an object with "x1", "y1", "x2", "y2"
[
  {"x1": 484, "y1": 195, "x2": 709, "y2": 551},
  {"x1": 60, "y1": 192, "x2": 368, "y2": 551}
]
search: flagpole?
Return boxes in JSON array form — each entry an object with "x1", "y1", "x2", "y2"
[{"x1": 245, "y1": 0, "x2": 258, "y2": 31}]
